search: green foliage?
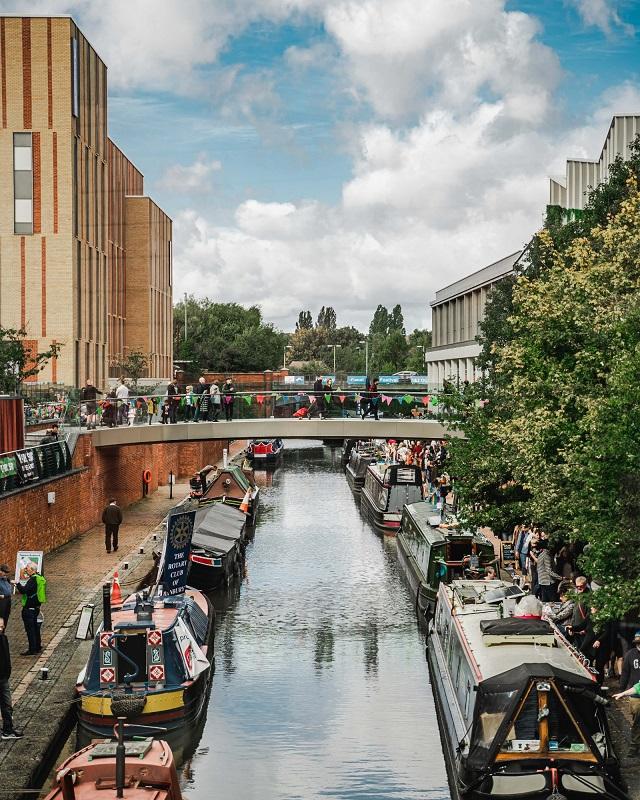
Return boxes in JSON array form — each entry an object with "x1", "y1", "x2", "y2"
[
  {"x1": 296, "y1": 311, "x2": 313, "y2": 330},
  {"x1": 174, "y1": 298, "x2": 287, "y2": 373},
  {"x1": 115, "y1": 349, "x2": 149, "y2": 392},
  {"x1": 316, "y1": 306, "x2": 337, "y2": 329},
  {"x1": 0, "y1": 328, "x2": 61, "y2": 394},
  {"x1": 449, "y1": 144, "x2": 640, "y2": 618}
]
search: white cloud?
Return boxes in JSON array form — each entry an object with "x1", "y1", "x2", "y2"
[
  {"x1": 159, "y1": 155, "x2": 221, "y2": 194},
  {"x1": 568, "y1": 0, "x2": 635, "y2": 36}
]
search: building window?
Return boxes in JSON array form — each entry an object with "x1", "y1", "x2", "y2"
[
  {"x1": 14, "y1": 133, "x2": 33, "y2": 234},
  {"x1": 71, "y1": 37, "x2": 79, "y2": 118}
]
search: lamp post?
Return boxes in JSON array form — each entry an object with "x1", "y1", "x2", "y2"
[
  {"x1": 184, "y1": 292, "x2": 188, "y2": 340},
  {"x1": 415, "y1": 344, "x2": 425, "y2": 366},
  {"x1": 359, "y1": 339, "x2": 369, "y2": 378},
  {"x1": 326, "y1": 344, "x2": 341, "y2": 373},
  {"x1": 283, "y1": 344, "x2": 293, "y2": 369}
]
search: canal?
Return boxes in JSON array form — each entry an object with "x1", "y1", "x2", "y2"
[{"x1": 182, "y1": 440, "x2": 450, "y2": 799}]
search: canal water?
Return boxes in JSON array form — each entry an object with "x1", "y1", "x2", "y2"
[{"x1": 182, "y1": 440, "x2": 449, "y2": 800}]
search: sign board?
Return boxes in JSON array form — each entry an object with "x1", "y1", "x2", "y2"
[
  {"x1": 320, "y1": 375, "x2": 336, "y2": 384},
  {"x1": 15, "y1": 449, "x2": 38, "y2": 482},
  {"x1": 159, "y1": 509, "x2": 196, "y2": 596},
  {"x1": 75, "y1": 604, "x2": 95, "y2": 640},
  {"x1": 346, "y1": 375, "x2": 367, "y2": 386},
  {"x1": 502, "y1": 542, "x2": 516, "y2": 564},
  {"x1": 378, "y1": 376, "x2": 400, "y2": 385},
  {"x1": 283, "y1": 375, "x2": 305, "y2": 385},
  {"x1": 15, "y1": 551, "x2": 44, "y2": 585},
  {"x1": 0, "y1": 455, "x2": 17, "y2": 478},
  {"x1": 411, "y1": 375, "x2": 429, "y2": 385}
]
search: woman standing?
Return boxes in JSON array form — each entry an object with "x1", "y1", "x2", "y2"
[{"x1": 223, "y1": 378, "x2": 236, "y2": 421}]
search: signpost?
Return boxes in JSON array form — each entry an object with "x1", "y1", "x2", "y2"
[{"x1": 158, "y1": 509, "x2": 196, "y2": 596}]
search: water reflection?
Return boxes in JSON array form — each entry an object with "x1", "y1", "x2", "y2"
[{"x1": 184, "y1": 440, "x2": 449, "y2": 800}]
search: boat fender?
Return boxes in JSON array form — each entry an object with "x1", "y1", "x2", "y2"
[{"x1": 142, "y1": 469, "x2": 152, "y2": 485}]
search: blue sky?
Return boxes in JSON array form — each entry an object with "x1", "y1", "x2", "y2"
[{"x1": 5, "y1": 0, "x2": 640, "y2": 330}]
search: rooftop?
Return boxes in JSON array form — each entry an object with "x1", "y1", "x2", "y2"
[{"x1": 431, "y1": 250, "x2": 523, "y2": 307}]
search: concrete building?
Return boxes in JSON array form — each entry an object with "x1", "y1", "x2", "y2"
[
  {"x1": 0, "y1": 15, "x2": 172, "y2": 387},
  {"x1": 549, "y1": 114, "x2": 640, "y2": 216},
  {"x1": 426, "y1": 251, "x2": 522, "y2": 389}
]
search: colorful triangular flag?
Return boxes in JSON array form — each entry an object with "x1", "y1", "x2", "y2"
[{"x1": 244, "y1": 395, "x2": 253, "y2": 405}]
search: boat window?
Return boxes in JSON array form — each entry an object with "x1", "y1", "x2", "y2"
[
  {"x1": 474, "y1": 688, "x2": 519, "y2": 754},
  {"x1": 184, "y1": 597, "x2": 209, "y2": 646}
]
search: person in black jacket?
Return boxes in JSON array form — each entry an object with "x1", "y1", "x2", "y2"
[
  {"x1": 167, "y1": 380, "x2": 179, "y2": 424},
  {"x1": 0, "y1": 617, "x2": 23, "y2": 739},
  {"x1": 81, "y1": 379, "x2": 103, "y2": 430},
  {"x1": 15, "y1": 564, "x2": 41, "y2": 656},
  {"x1": 102, "y1": 498, "x2": 124, "y2": 553},
  {"x1": 617, "y1": 631, "x2": 640, "y2": 755},
  {"x1": 0, "y1": 565, "x2": 12, "y2": 626},
  {"x1": 313, "y1": 376, "x2": 325, "y2": 419},
  {"x1": 223, "y1": 378, "x2": 236, "y2": 421}
]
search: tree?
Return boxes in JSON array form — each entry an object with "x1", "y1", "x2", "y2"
[
  {"x1": 173, "y1": 298, "x2": 287, "y2": 373},
  {"x1": 0, "y1": 328, "x2": 61, "y2": 394},
  {"x1": 448, "y1": 141, "x2": 640, "y2": 618},
  {"x1": 316, "y1": 306, "x2": 337, "y2": 329},
  {"x1": 369, "y1": 305, "x2": 390, "y2": 337},
  {"x1": 406, "y1": 328, "x2": 431, "y2": 372},
  {"x1": 296, "y1": 311, "x2": 313, "y2": 331},
  {"x1": 389, "y1": 304, "x2": 405, "y2": 334},
  {"x1": 115, "y1": 349, "x2": 149, "y2": 393}
]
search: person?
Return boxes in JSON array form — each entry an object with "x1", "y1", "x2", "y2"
[
  {"x1": 0, "y1": 617, "x2": 23, "y2": 739},
  {"x1": 483, "y1": 566, "x2": 497, "y2": 581},
  {"x1": 81, "y1": 379, "x2": 102, "y2": 430},
  {"x1": 184, "y1": 385, "x2": 195, "y2": 421},
  {"x1": 0, "y1": 565, "x2": 12, "y2": 626},
  {"x1": 167, "y1": 379, "x2": 179, "y2": 424},
  {"x1": 115, "y1": 377, "x2": 130, "y2": 426},
  {"x1": 546, "y1": 582, "x2": 574, "y2": 636},
  {"x1": 223, "y1": 378, "x2": 235, "y2": 421},
  {"x1": 15, "y1": 563, "x2": 43, "y2": 656},
  {"x1": 210, "y1": 381, "x2": 221, "y2": 421},
  {"x1": 566, "y1": 576, "x2": 590, "y2": 646},
  {"x1": 324, "y1": 378, "x2": 334, "y2": 418},
  {"x1": 313, "y1": 376, "x2": 325, "y2": 419},
  {"x1": 160, "y1": 399, "x2": 171, "y2": 424},
  {"x1": 102, "y1": 498, "x2": 123, "y2": 553},
  {"x1": 529, "y1": 539, "x2": 562, "y2": 602},
  {"x1": 615, "y1": 631, "x2": 640, "y2": 756}
]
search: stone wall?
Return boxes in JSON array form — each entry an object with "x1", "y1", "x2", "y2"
[{"x1": 0, "y1": 434, "x2": 230, "y2": 568}]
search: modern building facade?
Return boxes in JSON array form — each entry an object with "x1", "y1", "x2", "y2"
[
  {"x1": 426, "y1": 251, "x2": 522, "y2": 389},
  {"x1": 0, "y1": 15, "x2": 172, "y2": 387},
  {"x1": 549, "y1": 114, "x2": 640, "y2": 216}
]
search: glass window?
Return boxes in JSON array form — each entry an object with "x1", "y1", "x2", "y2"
[{"x1": 14, "y1": 133, "x2": 33, "y2": 234}]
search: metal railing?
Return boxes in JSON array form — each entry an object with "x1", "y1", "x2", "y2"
[{"x1": 0, "y1": 434, "x2": 73, "y2": 496}]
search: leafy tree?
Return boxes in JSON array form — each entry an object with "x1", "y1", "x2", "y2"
[
  {"x1": 0, "y1": 328, "x2": 61, "y2": 394},
  {"x1": 174, "y1": 298, "x2": 287, "y2": 373},
  {"x1": 316, "y1": 306, "x2": 337, "y2": 329},
  {"x1": 448, "y1": 142, "x2": 640, "y2": 618},
  {"x1": 369, "y1": 305, "x2": 390, "y2": 337},
  {"x1": 369, "y1": 330, "x2": 409, "y2": 376},
  {"x1": 296, "y1": 311, "x2": 313, "y2": 330},
  {"x1": 115, "y1": 349, "x2": 149, "y2": 392},
  {"x1": 389, "y1": 304, "x2": 405, "y2": 334},
  {"x1": 406, "y1": 328, "x2": 431, "y2": 372}
]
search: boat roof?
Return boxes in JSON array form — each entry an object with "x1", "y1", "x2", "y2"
[
  {"x1": 404, "y1": 503, "x2": 491, "y2": 545},
  {"x1": 111, "y1": 589, "x2": 207, "y2": 633},
  {"x1": 192, "y1": 504, "x2": 245, "y2": 553},
  {"x1": 444, "y1": 580, "x2": 594, "y2": 684}
]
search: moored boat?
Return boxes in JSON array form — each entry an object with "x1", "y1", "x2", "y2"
[
  {"x1": 43, "y1": 737, "x2": 183, "y2": 800},
  {"x1": 192, "y1": 464, "x2": 260, "y2": 524},
  {"x1": 397, "y1": 501, "x2": 496, "y2": 620},
  {"x1": 345, "y1": 444, "x2": 376, "y2": 494},
  {"x1": 247, "y1": 438, "x2": 284, "y2": 464},
  {"x1": 188, "y1": 502, "x2": 247, "y2": 590},
  {"x1": 428, "y1": 579, "x2": 626, "y2": 800},
  {"x1": 360, "y1": 462, "x2": 424, "y2": 533},
  {"x1": 76, "y1": 588, "x2": 214, "y2": 747}
]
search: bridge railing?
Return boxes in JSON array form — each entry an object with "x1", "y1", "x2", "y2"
[{"x1": 58, "y1": 389, "x2": 458, "y2": 428}]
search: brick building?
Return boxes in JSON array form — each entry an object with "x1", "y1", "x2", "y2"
[{"x1": 0, "y1": 15, "x2": 172, "y2": 387}]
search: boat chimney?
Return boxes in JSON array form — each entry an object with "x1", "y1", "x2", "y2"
[
  {"x1": 59, "y1": 768, "x2": 76, "y2": 800},
  {"x1": 102, "y1": 584, "x2": 112, "y2": 631},
  {"x1": 134, "y1": 591, "x2": 154, "y2": 623}
]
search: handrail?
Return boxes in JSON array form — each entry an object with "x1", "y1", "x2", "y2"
[{"x1": 0, "y1": 432, "x2": 71, "y2": 459}]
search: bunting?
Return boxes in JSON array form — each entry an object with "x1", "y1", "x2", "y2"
[
  {"x1": 431, "y1": 396, "x2": 439, "y2": 406},
  {"x1": 256, "y1": 395, "x2": 265, "y2": 405},
  {"x1": 381, "y1": 394, "x2": 393, "y2": 405},
  {"x1": 354, "y1": 394, "x2": 362, "y2": 403},
  {"x1": 421, "y1": 395, "x2": 430, "y2": 406},
  {"x1": 403, "y1": 394, "x2": 414, "y2": 404},
  {"x1": 324, "y1": 394, "x2": 331, "y2": 404},
  {"x1": 338, "y1": 394, "x2": 346, "y2": 404},
  {"x1": 244, "y1": 395, "x2": 253, "y2": 405}
]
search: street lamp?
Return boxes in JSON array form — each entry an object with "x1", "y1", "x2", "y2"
[
  {"x1": 283, "y1": 344, "x2": 293, "y2": 369},
  {"x1": 359, "y1": 339, "x2": 369, "y2": 378},
  {"x1": 415, "y1": 344, "x2": 425, "y2": 365},
  {"x1": 326, "y1": 344, "x2": 342, "y2": 373},
  {"x1": 183, "y1": 292, "x2": 188, "y2": 340}
]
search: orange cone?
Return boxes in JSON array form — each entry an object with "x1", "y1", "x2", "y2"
[
  {"x1": 239, "y1": 489, "x2": 251, "y2": 514},
  {"x1": 111, "y1": 571, "x2": 123, "y2": 606}
]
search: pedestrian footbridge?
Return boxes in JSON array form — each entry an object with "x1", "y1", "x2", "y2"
[{"x1": 90, "y1": 418, "x2": 462, "y2": 448}]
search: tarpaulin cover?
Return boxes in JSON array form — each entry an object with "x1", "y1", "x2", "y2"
[{"x1": 479, "y1": 618, "x2": 554, "y2": 636}]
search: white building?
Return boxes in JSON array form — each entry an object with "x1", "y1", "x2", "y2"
[
  {"x1": 549, "y1": 114, "x2": 640, "y2": 215},
  {"x1": 426, "y1": 251, "x2": 523, "y2": 390}
]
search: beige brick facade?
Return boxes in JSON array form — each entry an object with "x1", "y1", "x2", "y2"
[{"x1": 0, "y1": 15, "x2": 172, "y2": 387}]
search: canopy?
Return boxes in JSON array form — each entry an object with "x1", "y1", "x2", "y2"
[{"x1": 192, "y1": 504, "x2": 245, "y2": 555}]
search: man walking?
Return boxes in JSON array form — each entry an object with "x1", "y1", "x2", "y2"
[
  {"x1": 15, "y1": 563, "x2": 43, "y2": 656},
  {"x1": 614, "y1": 630, "x2": 640, "y2": 756},
  {"x1": 0, "y1": 565, "x2": 12, "y2": 626},
  {"x1": 0, "y1": 617, "x2": 23, "y2": 739},
  {"x1": 102, "y1": 498, "x2": 123, "y2": 554},
  {"x1": 115, "y1": 377, "x2": 130, "y2": 426}
]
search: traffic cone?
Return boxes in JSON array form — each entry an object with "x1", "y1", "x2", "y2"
[
  {"x1": 111, "y1": 571, "x2": 123, "y2": 606},
  {"x1": 239, "y1": 489, "x2": 251, "y2": 514}
]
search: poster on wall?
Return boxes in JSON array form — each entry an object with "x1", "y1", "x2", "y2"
[
  {"x1": 284, "y1": 375, "x2": 305, "y2": 385},
  {"x1": 15, "y1": 449, "x2": 39, "y2": 482},
  {"x1": 15, "y1": 551, "x2": 44, "y2": 585},
  {"x1": 0, "y1": 455, "x2": 17, "y2": 478}
]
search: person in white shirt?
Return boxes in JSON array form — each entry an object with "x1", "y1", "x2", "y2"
[{"x1": 115, "y1": 378, "x2": 130, "y2": 426}]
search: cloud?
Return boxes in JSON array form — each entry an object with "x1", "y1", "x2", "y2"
[
  {"x1": 568, "y1": 0, "x2": 635, "y2": 36},
  {"x1": 159, "y1": 155, "x2": 222, "y2": 194}
]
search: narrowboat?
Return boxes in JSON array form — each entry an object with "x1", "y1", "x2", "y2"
[
  {"x1": 44, "y1": 737, "x2": 183, "y2": 800},
  {"x1": 188, "y1": 502, "x2": 247, "y2": 590},
  {"x1": 192, "y1": 464, "x2": 260, "y2": 524},
  {"x1": 360, "y1": 462, "x2": 424, "y2": 533},
  {"x1": 397, "y1": 502, "x2": 496, "y2": 619},
  {"x1": 247, "y1": 438, "x2": 284, "y2": 464},
  {"x1": 429, "y1": 579, "x2": 626, "y2": 800},
  {"x1": 77, "y1": 588, "x2": 214, "y2": 746},
  {"x1": 345, "y1": 444, "x2": 376, "y2": 494}
]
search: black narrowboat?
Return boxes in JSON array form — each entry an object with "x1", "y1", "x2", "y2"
[
  {"x1": 345, "y1": 445, "x2": 376, "y2": 494},
  {"x1": 188, "y1": 502, "x2": 247, "y2": 590},
  {"x1": 360, "y1": 462, "x2": 424, "y2": 533}
]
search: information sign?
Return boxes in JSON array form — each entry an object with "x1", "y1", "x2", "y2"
[
  {"x1": 378, "y1": 376, "x2": 400, "y2": 385},
  {"x1": 346, "y1": 375, "x2": 367, "y2": 386},
  {"x1": 411, "y1": 375, "x2": 429, "y2": 385},
  {"x1": 159, "y1": 509, "x2": 196, "y2": 596},
  {"x1": 15, "y1": 551, "x2": 44, "y2": 585},
  {"x1": 283, "y1": 375, "x2": 305, "y2": 385},
  {"x1": 0, "y1": 455, "x2": 17, "y2": 478}
]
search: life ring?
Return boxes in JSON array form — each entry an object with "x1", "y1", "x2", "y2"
[{"x1": 142, "y1": 469, "x2": 152, "y2": 485}]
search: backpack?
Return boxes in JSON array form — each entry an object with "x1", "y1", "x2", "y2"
[{"x1": 35, "y1": 574, "x2": 47, "y2": 604}]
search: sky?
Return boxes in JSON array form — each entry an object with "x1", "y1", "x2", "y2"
[{"x1": 5, "y1": 0, "x2": 640, "y2": 332}]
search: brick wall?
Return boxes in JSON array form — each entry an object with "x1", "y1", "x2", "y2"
[{"x1": 0, "y1": 434, "x2": 231, "y2": 568}]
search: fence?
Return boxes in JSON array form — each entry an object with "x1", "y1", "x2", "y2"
[{"x1": 0, "y1": 435, "x2": 73, "y2": 497}]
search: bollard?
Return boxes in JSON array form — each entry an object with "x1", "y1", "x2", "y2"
[
  {"x1": 123, "y1": 561, "x2": 129, "y2": 570},
  {"x1": 40, "y1": 667, "x2": 49, "y2": 680},
  {"x1": 139, "y1": 546, "x2": 144, "y2": 554}
]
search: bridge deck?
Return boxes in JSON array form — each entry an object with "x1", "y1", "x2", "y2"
[{"x1": 91, "y1": 418, "x2": 460, "y2": 447}]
